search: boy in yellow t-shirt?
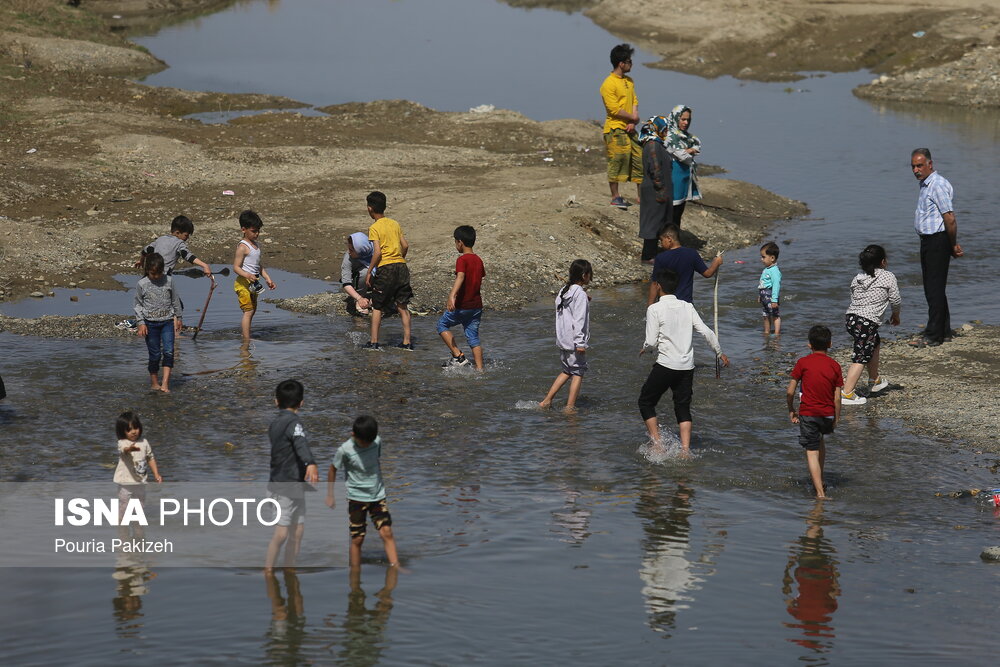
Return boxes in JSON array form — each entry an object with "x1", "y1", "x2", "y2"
[
  {"x1": 600, "y1": 43, "x2": 642, "y2": 210},
  {"x1": 363, "y1": 191, "x2": 413, "y2": 351}
]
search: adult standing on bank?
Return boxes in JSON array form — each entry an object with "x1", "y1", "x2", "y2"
[
  {"x1": 637, "y1": 115, "x2": 673, "y2": 263},
  {"x1": 664, "y1": 105, "x2": 701, "y2": 227},
  {"x1": 600, "y1": 43, "x2": 642, "y2": 211},
  {"x1": 910, "y1": 148, "x2": 962, "y2": 347}
]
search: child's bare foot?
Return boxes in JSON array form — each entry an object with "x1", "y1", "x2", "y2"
[
  {"x1": 538, "y1": 400, "x2": 551, "y2": 409},
  {"x1": 149, "y1": 383, "x2": 161, "y2": 392},
  {"x1": 562, "y1": 405, "x2": 578, "y2": 415},
  {"x1": 159, "y1": 386, "x2": 171, "y2": 393}
]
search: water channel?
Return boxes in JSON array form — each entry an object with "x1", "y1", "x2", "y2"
[{"x1": 2, "y1": 0, "x2": 999, "y2": 663}]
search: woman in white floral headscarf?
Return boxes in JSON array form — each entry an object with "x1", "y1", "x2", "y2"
[{"x1": 665, "y1": 105, "x2": 701, "y2": 226}]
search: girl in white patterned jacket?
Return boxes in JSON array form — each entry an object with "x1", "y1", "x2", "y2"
[{"x1": 841, "y1": 245, "x2": 901, "y2": 405}]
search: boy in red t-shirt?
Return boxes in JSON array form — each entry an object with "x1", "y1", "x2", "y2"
[
  {"x1": 787, "y1": 325, "x2": 843, "y2": 499},
  {"x1": 437, "y1": 225, "x2": 486, "y2": 370}
]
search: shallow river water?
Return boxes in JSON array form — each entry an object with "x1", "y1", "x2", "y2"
[{"x1": 2, "y1": 0, "x2": 1000, "y2": 664}]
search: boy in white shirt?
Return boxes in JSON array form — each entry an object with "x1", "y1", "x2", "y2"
[{"x1": 639, "y1": 269, "x2": 729, "y2": 454}]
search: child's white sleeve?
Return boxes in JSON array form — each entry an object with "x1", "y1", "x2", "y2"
[
  {"x1": 692, "y1": 307, "x2": 722, "y2": 356},
  {"x1": 643, "y1": 306, "x2": 659, "y2": 349}
]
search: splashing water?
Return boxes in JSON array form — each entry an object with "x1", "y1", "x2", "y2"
[
  {"x1": 514, "y1": 400, "x2": 541, "y2": 410},
  {"x1": 638, "y1": 429, "x2": 687, "y2": 464}
]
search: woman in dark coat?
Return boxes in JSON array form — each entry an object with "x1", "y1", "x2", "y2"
[{"x1": 637, "y1": 115, "x2": 673, "y2": 264}]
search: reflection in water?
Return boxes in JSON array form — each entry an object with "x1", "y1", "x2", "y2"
[
  {"x1": 635, "y1": 478, "x2": 725, "y2": 635},
  {"x1": 782, "y1": 501, "x2": 840, "y2": 654},
  {"x1": 326, "y1": 567, "x2": 398, "y2": 667},
  {"x1": 264, "y1": 570, "x2": 306, "y2": 664},
  {"x1": 112, "y1": 527, "x2": 156, "y2": 637},
  {"x1": 551, "y1": 488, "x2": 592, "y2": 546}
]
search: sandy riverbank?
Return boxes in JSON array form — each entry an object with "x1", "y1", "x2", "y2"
[{"x1": 0, "y1": 0, "x2": 805, "y2": 321}]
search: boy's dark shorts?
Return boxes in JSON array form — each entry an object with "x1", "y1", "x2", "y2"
[
  {"x1": 798, "y1": 416, "x2": 834, "y2": 451},
  {"x1": 348, "y1": 499, "x2": 392, "y2": 538},
  {"x1": 370, "y1": 262, "x2": 413, "y2": 311},
  {"x1": 759, "y1": 288, "x2": 779, "y2": 318}
]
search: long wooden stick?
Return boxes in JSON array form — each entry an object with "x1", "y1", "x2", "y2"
[
  {"x1": 192, "y1": 276, "x2": 216, "y2": 341},
  {"x1": 714, "y1": 264, "x2": 721, "y2": 379}
]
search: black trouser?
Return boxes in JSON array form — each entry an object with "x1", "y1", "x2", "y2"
[
  {"x1": 672, "y1": 202, "x2": 686, "y2": 227},
  {"x1": 641, "y1": 238, "x2": 660, "y2": 261},
  {"x1": 919, "y1": 231, "x2": 951, "y2": 343},
  {"x1": 638, "y1": 364, "x2": 693, "y2": 423}
]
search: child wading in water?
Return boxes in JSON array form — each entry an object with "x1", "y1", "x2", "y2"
[
  {"x1": 787, "y1": 326, "x2": 843, "y2": 499},
  {"x1": 233, "y1": 210, "x2": 276, "y2": 350},
  {"x1": 841, "y1": 244, "x2": 901, "y2": 405},
  {"x1": 437, "y1": 225, "x2": 486, "y2": 369},
  {"x1": 327, "y1": 415, "x2": 400, "y2": 569},
  {"x1": 114, "y1": 411, "x2": 162, "y2": 507},
  {"x1": 134, "y1": 253, "x2": 182, "y2": 392},
  {"x1": 639, "y1": 269, "x2": 729, "y2": 455},
  {"x1": 539, "y1": 259, "x2": 592, "y2": 413},
  {"x1": 758, "y1": 241, "x2": 782, "y2": 335}
]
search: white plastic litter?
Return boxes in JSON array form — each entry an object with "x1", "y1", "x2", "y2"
[
  {"x1": 222, "y1": 190, "x2": 235, "y2": 196},
  {"x1": 26, "y1": 148, "x2": 37, "y2": 154},
  {"x1": 469, "y1": 104, "x2": 495, "y2": 113}
]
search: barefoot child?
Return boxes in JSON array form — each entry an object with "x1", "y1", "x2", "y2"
[
  {"x1": 438, "y1": 225, "x2": 486, "y2": 369},
  {"x1": 327, "y1": 415, "x2": 400, "y2": 569},
  {"x1": 363, "y1": 191, "x2": 413, "y2": 351},
  {"x1": 265, "y1": 380, "x2": 319, "y2": 572},
  {"x1": 233, "y1": 210, "x2": 275, "y2": 349},
  {"x1": 638, "y1": 269, "x2": 729, "y2": 454},
  {"x1": 787, "y1": 326, "x2": 843, "y2": 499},
  {"x1": 841, "y1": 244, "x2": 901, "y2": 406},
  {"x1": 539, "y1": 259, "x2": 592, "y2": 413},
  {"x1": 114, "y1": 411, "x2": 162, "y2": 509},
  {"x1": 134, "y1": 253, "x2": 182, "y2": 392},
  {"x1": 758, "y1": 241, "x2": 782, "y2": 335}
]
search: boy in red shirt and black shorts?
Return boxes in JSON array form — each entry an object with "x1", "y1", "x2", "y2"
[
  {"x1": 787, "y1": 325, "x2": 843, "y2": 499},
  {"x1": 437, "y1": 225, "x2": 486, "y2": 370}
]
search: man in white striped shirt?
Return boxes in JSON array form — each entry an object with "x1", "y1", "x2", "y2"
[{"x1": 910, "y1": 148, "x2": 963, "y2": 347}]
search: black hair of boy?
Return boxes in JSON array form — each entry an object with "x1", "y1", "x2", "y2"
[
  {"x1": 859, "y1": 244, "x2": 887, "y2": 277},
  {"x1": 239, "y1": 210, "x2": 263, "y2": 230},
  {"x1": 610, "y1": 43, "x2": 634, "y2": 68},
  {"x1": 116, "y1": 411, "x2": 142, "y2": 440},
  {"x1": 808, "y1": 325, "x2": 832, "y2": 351},
  {"x1": 144, "y1": 252, "x2": 165, "y2": 275},
  {"x1": 454, "y1": 225, "x2": 476, "y2": 248},
  {"x1": 171, "y1": 215, "x2": 194, "y2": 235},
  {"x1": 761, "y1": 241, "x2": 780, "y2": 260},
  {"x1": 366, "y1": 191, "x2": 387, "y2": 214},
  {"x1": 275, "y1": 379, "x2": 304, "y2": 409},
  {"x1": 655, "y1": 268, "x2": 679, "y2": 295},
  {"x1": 352, "y1": 415, "x2": 379, "y2": 443},
  {"x1": 657, "y1": 223, "x2": 680, "y2": 241}
]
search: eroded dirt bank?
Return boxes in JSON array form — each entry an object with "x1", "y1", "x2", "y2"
[
  {"x1": 511, "y1": 0, "x2": 1000, "y2": 108},
  {"x1": 0, "y1": 0, "x2": 805, "y2": 320}
]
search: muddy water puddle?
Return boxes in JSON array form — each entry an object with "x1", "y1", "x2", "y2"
[{"x1": 3, "y1": 283, "x2": 999, "y2": 662}]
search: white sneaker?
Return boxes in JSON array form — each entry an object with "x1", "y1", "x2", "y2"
[
  {"x1": 868, "y1": 376, "x2": 889, "y2": 392},
  {"x1": 840, "y1": 391, "x2": 867, "y2": 405}
]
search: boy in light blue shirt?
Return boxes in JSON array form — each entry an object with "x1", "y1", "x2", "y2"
[
  {"x1": 326, "y1": 415, "x2": 399, "y2": 569},
  {"x1": 758, "y1": 241, "x2": 783, "y2": 335}
]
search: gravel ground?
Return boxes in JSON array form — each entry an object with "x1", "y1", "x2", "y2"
[{"x1": 855, "y1": 45, "x2": 1000, "y2": 108}]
